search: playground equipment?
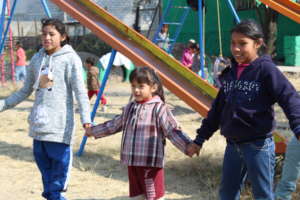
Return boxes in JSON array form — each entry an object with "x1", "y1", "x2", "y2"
[
  {"x1": 0, "y1": 0, "x2": 17, "y2": 83},
  {"x1": 259, "y1": 0, "x2": 300, "y2": 24},
  {"x1": 152, "y1": 0, "x2": 191, "y2": 54},
  {"x1": 151, "y1": 0, "x2": 240, "y2": 79},
  {"x1": 51, "y1": 0, "x2": 218, "y2": 117},
  {"x1": 98, "y1": 51, "x2": 135, "y2": 82},
  {"x1": 0, "y1": 0, "x2": 52, "y2": 84}
]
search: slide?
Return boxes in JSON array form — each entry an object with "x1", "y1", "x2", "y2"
[
  {"x1": 260, "y1": 0, "x2": 300, "y2": 24},
  {"x1": 50, "y1": 0, "x2": 217, "y2": 117}
]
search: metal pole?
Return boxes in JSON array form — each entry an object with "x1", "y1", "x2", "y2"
[
  {"x1": 0, "y1": 0, "x2": 7, "y2": 84},
  {"x1": 225, "y1": 0, "x2": 240, "y2": 23},
  {"x1": 146, "y1": 4, "x2": 159, "y2": 38},
  {"x1": 0, "y1": 0, "x2": 17, "y2": 55},
  {"x1": 7, "y1": 0, "x2": 15, "y2": 82},
  {"x1": 198, "y1": 0, "x2": 205, "y2": 78},
  {"x1": 40, "y1": 0, "x2": 52, "y2": 18},
  {"x1": 0, "y1": 0, "x2": 7, "y2": 38},
  {"x1": 76, "y1": 49, "x2": 117, "y2": 156}
]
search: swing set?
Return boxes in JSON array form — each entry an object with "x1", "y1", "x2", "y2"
[
  {"x1": 151, "y1": 0, "x2": 238, "y2": 83},
  {"x1": 0, "y1": 0, "x2": 52, "y2": 84}
]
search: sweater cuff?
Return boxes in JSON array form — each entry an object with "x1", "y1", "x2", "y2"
[{"x1": 194, "y1": 135, "x2": 205, "y2": 146}]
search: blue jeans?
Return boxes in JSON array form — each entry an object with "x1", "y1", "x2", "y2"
[
  {"x1": 219, "y1": 137, "x2": 275, "y2": 200},
  {"x1": 15, "y1": 66, "x2": 26, "y2": 81},
  {"x1": 33, "y1": 140, "x2": 72, "y2": 200},
  {"x1": 275, "y1": 136, "x2": 300, "y2": 200}
]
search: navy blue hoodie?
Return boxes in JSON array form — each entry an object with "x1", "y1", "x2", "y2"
[{"x1": 195, "y1": 55, "x2": 300, "y2": 145}]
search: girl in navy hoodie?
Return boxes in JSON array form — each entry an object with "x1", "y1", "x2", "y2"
[{"x1": 187, "y1": 20, "x2": 300, "y2": 200}]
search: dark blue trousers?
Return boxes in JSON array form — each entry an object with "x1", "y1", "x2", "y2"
[
  {"x1": 219, "y1": 137, "x2": 275, "y2": 200},
  {"x1": 33, "y1": 140, "x2": 72, "y2": 200}
]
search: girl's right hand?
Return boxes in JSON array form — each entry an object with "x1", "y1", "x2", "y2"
[{"x1": 186, "y1": 142, "x2": 202, "y2": 157}]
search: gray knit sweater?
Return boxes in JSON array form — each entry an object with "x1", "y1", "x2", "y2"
[{"x1": 0, "y1": 45, "x2": 91, "y2": 144}]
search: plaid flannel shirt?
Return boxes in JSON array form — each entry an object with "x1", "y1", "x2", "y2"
[{"x1": 91, "y1": 96, "x2": 192, "y2": 168}]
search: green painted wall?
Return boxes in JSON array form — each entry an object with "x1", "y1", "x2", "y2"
[{"x1": 163, "y1": 0, "x2": 300, "y2": 60}]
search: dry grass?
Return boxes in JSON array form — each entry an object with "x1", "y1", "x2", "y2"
[{"x1": 0, "y1": 72, "x2": 299, "y2": 199}]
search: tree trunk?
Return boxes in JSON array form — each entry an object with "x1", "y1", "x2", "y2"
[
  {"x1": 266, "y1": 17, "x2": 277, "y2": 56},
  {"x1": 255, "y1": 5, "x2": 278, "y2": 57}
]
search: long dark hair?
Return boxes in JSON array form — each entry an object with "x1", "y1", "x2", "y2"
[
  {"x1": 231, "y1": 19, "x2": 267, "y2": 55},
  {"x1": 41, "y1": 18, "x2": 70, "y2": 46},
  {"x1": 129, "y1": 67, "x2": 165, "y2": 102}
]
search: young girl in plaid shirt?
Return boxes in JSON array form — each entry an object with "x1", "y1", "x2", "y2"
[{"x1": 85, "y1": 67, "x2": 192, "y2": 200}]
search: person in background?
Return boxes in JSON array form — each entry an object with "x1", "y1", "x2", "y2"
[
  {"x1": 157, "y1": 24, "x2": 170, "y2": 51},
  {"x1": 275, "y1": 135, "x2": 300, "y2": 200},
  {"x1": 85, "y1": 57, "x2": 107, "y2": 110},
  {"x1": 191, "y1": 44, "x2": 200, "y2": 74},
  {"x1": 181, "y1": 42, "x2": 198, "y2": 69},
  {"x1": 85, "y1": 67, "x2": 193, "y2": 200},
  {"x1": 15, "y1": 41, "x2": 27, "y2": 82},
  {"x1": 187, "y1": 19, "x2": 300, "y2": 200},
  {"x1": 0, "y1": 18, "x2": 91, "y2": 200}
]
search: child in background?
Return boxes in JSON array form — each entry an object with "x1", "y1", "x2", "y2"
[
  {"x1": 191, "y1": 44, "x2": 200, "y2": 74},
  {"x1": 15, "y1": 41, "x2": 27, "y2": 82},
  {"x1": 187, "y1": 19, "x2": 300, "y2": 200},
  {"x1": 85, "y1": 67, "x2": 192, "y2": 200},
  {"x1": 157, "y1": 24, "x2": 170, "y2": 51},
  {"x1": 181, "y1": 42, "x2": 198, "y2": 69},
  {"x1": 85, "y1": 57, "x2": 107, "y2": 108},
  {"x1": 275, "y1": 135, "x2": 300, "y2": 200},
  {"x1": 0, "y1": 18, "x2": 91, "y2": 200}
]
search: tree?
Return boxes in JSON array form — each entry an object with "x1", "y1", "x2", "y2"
[{"x1": 254, "y1": 0, "x2": 279, "y2": 57}]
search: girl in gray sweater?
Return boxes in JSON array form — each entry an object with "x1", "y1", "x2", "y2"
[{"x1": 0, "y1": 18, "x2": 91, "y2": 200}]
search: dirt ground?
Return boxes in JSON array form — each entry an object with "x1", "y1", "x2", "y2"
[{"x1": 0, "y1": 72, "x2": 299, "y2": 200}]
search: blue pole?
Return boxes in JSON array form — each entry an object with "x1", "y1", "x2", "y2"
[
  {"x1": 40, "y1": 0, "x2": 52, "y2": 18},
  {"x1": 0, "y1": 0, "x2": 17, "y2": 54},
  {"x1": 198, "y1": 0, "x2": 205, "y2": 78},
  {"x1": 0, "y1": 0, "x2": 7, "y2": 42},
  {"x1": 225, "y1": 0, "x2": 240, "y2": 23},
  {"x1": 76, "y1": 49, "x2": 117, "y2": 156},
  {"x1": 167, "y1": 7, "x2": 190, "y2": 53}
]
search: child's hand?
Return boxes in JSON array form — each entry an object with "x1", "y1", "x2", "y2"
[
  {"x1": 186, "y1": 142, "x2": 202, "y2": 157},
  {"x1": 83, "y1": 123, "x2": 93, "y2": 137}
]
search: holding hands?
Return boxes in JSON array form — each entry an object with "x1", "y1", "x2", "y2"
[
  {"x1": 83, "y1": 123, "x2": 93, "y2": 137},
  {"x1": 186, "y1": 142, "x2": 202, "y2": 157}
]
